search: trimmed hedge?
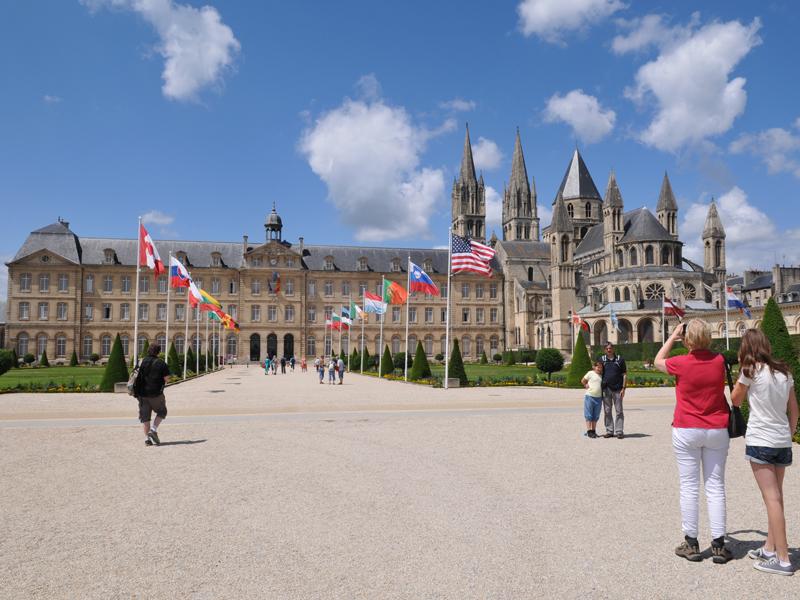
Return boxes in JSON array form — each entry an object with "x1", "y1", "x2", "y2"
[
  {"x1": 447, "y1": 339, "x2": 468, "y2": 386},
  {"x1": 410, "y1": 341, "x2": 432, "y2": 380},
  {"x1": 100, "y1": 334, "x2": 129, "y2": 392},
  {"x1": 566, "y1": 337, "x2": 592, "y2": 387}
]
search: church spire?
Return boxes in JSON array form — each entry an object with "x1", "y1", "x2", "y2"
[
  {"x1": 510, "y1": 127, "x2": 530, "y2": 194},
  {"x1": 656, "y1": 172, "x2": 678, "y2": 212},
  {"x1": 459, "y1": 123, "x2": 477, "y2": 185}
]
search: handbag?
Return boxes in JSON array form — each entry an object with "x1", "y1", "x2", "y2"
[{"x1": 724, "y1": 360, "x2": 746, "y2": 438}]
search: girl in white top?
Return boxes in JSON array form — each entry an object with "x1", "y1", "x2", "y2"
[{"x1": 732, "y1": 329, "x2": 799, "y2": 576}]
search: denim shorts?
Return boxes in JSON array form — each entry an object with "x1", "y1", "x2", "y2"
[
  {"x1": 584, "y1": 395, "x2": 602, "y2": 421},
  {"x1": 745, "y1": 445, "x2": 793, "y2": 467}
]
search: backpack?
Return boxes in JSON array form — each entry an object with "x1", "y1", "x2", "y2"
[{"x1": 127, "y1": 364, "x2": 141, "y2": 396}]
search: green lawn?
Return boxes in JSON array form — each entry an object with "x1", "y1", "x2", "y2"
[
  {"x1": 0, "y1": 366, "x2": 106, "y2": 390},
  {"x1": 430, "y1": 363, "x2": 540, "y2": 379}
]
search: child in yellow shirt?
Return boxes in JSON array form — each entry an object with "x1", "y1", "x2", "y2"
[{"x1": 581, "y1": 361, "x2": 604, "y2": 438}]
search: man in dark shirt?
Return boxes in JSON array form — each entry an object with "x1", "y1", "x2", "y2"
[
  {"x1": 600, "y1": 342, "x2": 627, "y2": 439},
  {"x1": 135, "y1": 344, "x2": 171, "y2": 446}
]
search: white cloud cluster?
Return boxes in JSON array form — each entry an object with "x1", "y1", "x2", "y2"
[
  {"x1": 142, "y1": 210, "x2": 175, "y2": 227},
  {"x1": 299, "y1": 82, "x2": 450, "y2": 241},
  {"x1": 485, "y1": 186, "x2": 503, "y2": 235},
  {"x1": 517, "y1": 0, "x2": 626, "y2": 43},
  {"x1": 543, "y1": 89, "x2": 616, "y2": 143},
  {"x1": 473, "y1": 137, "x2": 504, "y2": 171},
  {"x1": 681, "y1": 186, "x2": 800, "y2": 272},
  {"x1": 730, "y1": 120, "x2": 800, "y2": 179},
  {"x1": 439, "y1": 98, "x2": 476, "y2": 112},
  {"x1": 611, "y1": 13, "x2": 698, "y2": 54},
  {"x1": 43, "y1": 95, "x2": 62, "y2": 104},
  {"x1": 623, "y1": 16, "x2": 761, "y2": 152},
  {"x1": 81, "y1": 0, "x2": 240, "y2": 101}
]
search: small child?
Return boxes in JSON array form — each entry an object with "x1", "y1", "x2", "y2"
[{"x1": 581, "y1": 360, "x2": 604, "y2": 438}]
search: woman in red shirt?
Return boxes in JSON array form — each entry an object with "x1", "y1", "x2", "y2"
[{"x1": 655, "y1": 319, "x2": 732, "y2": 564}]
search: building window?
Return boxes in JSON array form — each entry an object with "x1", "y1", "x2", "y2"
[
  {"x1": 39, "y1": 273, "x2": 50, "y2": 293},
  {"x1": 102, "y1": 275, "x2": 113, "y2": 293},
  {"x1": 157, "y1": 303, "x2": 167, "y2": 321},
  {"x1": 35, "y1": 334, "x2": 46, "y2": 359},
  {"x1": 476, "y1": 308, "x2": 485, "y2": 323},
  {"x1": 229, "y1": 279, "x2": 237, "y2": 294},
  {"x1": 567, "y1": 203, "x2": 574, "y2": 218},
  {"x1": 462, "y1": 308, "x2": 470, "y2": 323},
  {"x1": 423, "y1": 260, "x2": 433, "y2": 273},
  {"x1": 462, "y1": 336, "x2": 471, "y2": 356},
  {"x1": 121, "y1": 303, "x2": 131, "y2": 321},
  {"x1": 629, "y1": 247, "x2": 638, "y2": 266},
  {"x1": 476, "y1": 336, "x2": 484, "y2": 356},
  {"x1": 104, "y1": 250, "x2": 115, "y2": 264},
  {"x1": 489, "y1": 283, "x2": 498, "y2": 299},
  {"x1": 408, "y1": 307, "x2": 417, "y2": 323},
  {"x1": 211, "y1": 278, "x2": 221, "y2": 295},
  {"x1": 192, "y1": 307, "x2": 200, "y2": 322},
  {"x1": 251, "y1": 305, "x2": 261, "y2": 321},
  {"x1": 440, "y1": 336, "x2": 447, "y2": 355},
  {"x1": 17, "y1": 332, "x2": 29, "y2": 356},
  {"x1": 623, "y1": 287, "x2": 630, "y2": 302},
  {"x1": 121, "y1": 276, "x2": 131, "y2": 293},
  {"x1": 212, "y1": 254, "x2": 221, "y2": 267},
  {"x1": 358, "y1": 258, "x2": 368, "y2": 271},
  {"x1": 425, "y1": 307, "x2": 433, "y2": 323},
  {"x1": 157, "y1": 275, "x2": 167, "y2": 294},
  {"x1": 174, "y1": 303, "x2": 185, "y2": 322},
  {"x1": 424, "y1": 335, "x2": 433, "y2": 355},
  {"x1": 227, "y1": 305, "x2": 237, "y2": 319},
  {"x1": 101, "y1": 335, "x2": 112, "y2": 356},
  {"x1": 341, "y1": 281, "x2": 350, "y2": 296},
  {"x1": 391, "y1": 259, "x2": 402, "y2": 272},
  {"x1": 138, "y1": 303, "x2": 149, "y2": 321},
  {"x1": 251, "y1": 279, "x2": 262, "y2": 295},
  {"x1": 38, "y1": 302, "x2": 49, "y2": 320},
  {"x1": 56, "y1": 335, "x2": 67, "y2": 358},
  {"x1": 475, "y1": 284, "x2": 484, "y2": 299},
  {"x1": 392, "y1": 306, "x2": 401, "y2": 323},
  {"x1": 174, "y1": 335, "x2": 185, "y2": 355},
  {"x1": 375, "y1": 282, "x2": 382, "y2": 296},
  {"x1": 156, "y1": 334, "x2": 166, "y2": 350},
  {"x1": 268, "y1": 305, "x2": 277, "y2": 321},
  {"x1": 102, "y1": 303, "x2": 112, "y2": 320},
  {"x1": 324, "y1": 281, "x2": 333, "y2": 296},
  {"x1": 285, "y1": 279, "x2": 294, "y2": 295},
  {"x1": 358, "y1": 281, "x2": 367, "y2": 297},
  {"x1": 82, "y1": 335, "x2": 93, "y2": 358},
  {"x1": 138, "y1": 275, "x2": 149, "y2": 293},
  {"x1": 120, "y1": 335, "x2": 129, "y2": 356},
  {"x1": 307, "y1": 336, "x2": 316, "y2": 356},
  {"x1": 20, "y1": 273, "x2": 32, "y2": 292},
  {"x1": 391, "y1": 336, "x2": 401, "y2": 354},
  {"x1": 322, "y1": 305, "x2": 332, "y2": 321},
  {"x1": 585, "y1": 202, "x2": 592, "y2": 218},
  {"x1": 19, "y1": 302, "x2": 30, "y2": 320},
  {"x1": 324, "y1": 257, "x2": 334, "y2": 271},
  {"x1": 755, "y1": 297, "x2": 761, "y2": 307},
  {"x1": 226, "y1": 335, "x2": 237, "y2": 358},
  {"x1": 138, "y1": 336, "x2": 148, "y2": 357},
  {"x1": 285, "y1": 257, "x2": 294, "y2": 268},
  {"x1": 57, "y1": 273, "x2": 68, "y2": 292},
  {"x1": 250, "y1": 256, "x2": 262, "y2": 267},
  {"x1": 441, "y1": 308, "x2": 447, "y2": 323},
  {"x1": 285, "y1": 305, "x2": 295, "y2": 322},
  {"x1": 56, "y1": 302, "x2": 67, "y2": 320},
  {"x1": 645, "y1": 245, "x2": 654, "y2": 265},
  {"x1": 307, "y1": 306, "x2": 316, "y2": 322},
  {"x1": 490, "y1": 308, "x2": 498, "y2": 323},
  {"x1": 614, "y1": 288, "x2": 621, "y2": 302},
  {"x1": 308, "y1": 280, "x2": 316, "y2": 296}
]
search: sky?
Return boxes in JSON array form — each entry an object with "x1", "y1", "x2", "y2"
[{"x1": 2, "y1": 0, "x2": 800, "y2": 299}]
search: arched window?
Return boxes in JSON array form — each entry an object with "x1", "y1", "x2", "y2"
[
  {"x1": 645, "y1": 245, "x2": 654, "y2": 265},
  {"x1": 424, "y1": 335, "x2": 434, "y2": 355},
  {"x1": 462, "y1": 336, "x2": 471, "y2": 356},
  {"x1": 17, "y1": 332, "x2": 29, "y2": 356},
  {"x1": 560, "y1": 235, "x2": 570, "y2": 263},
  {"x1": 37, "y1": 334, "x2": 48, "y2": 358},
  {"x1": 138, "y1": 335, "x2": 149, "y2": 357},
  {"x1": 391, "y1": 336, "x2": 401, "y2": 354},
  {"x1": 567, "y1": 204, "x2": 574, "y2": 218},
  {"x1": 629, "y1": 247, "x2": 638, "y2": 266},
  {"x1": 101, "y1": 335, "x2": 112, "y2": 356},
  {"x1": 476, "y1": 336, "x2": 484, "y2": 356},
  {"x1": 490, "y1": 336, "x2": 499, "y2": 354},
  {"x1": 121, "y1": 334, "x2": 130, "y2": 357},
  {"x1": 623, "y1": 287, "x2": 631, "y2": 302},
  {"x1": 408, "y1": 335, "x2": 417, "y2": 355},
  {"x1": 528, "y1": 267, "x2": 533, "y2": 282},
  {"x1": 82, "y1": 335, "x2": 93, "y2": 358},
  {"x1": 440, "y1": 336, "x2": 447, "y2": 355},
  {"x1": 55, "y1": 334, "x2": 67, "y2": 358},
  {"x1": 714, "y1": 241, "x2": 722, "y2": 268},
  {"x1": 585, "y1": 202, "x2": 591, "y2": 218},
  {"x1": 661, "y1": 246, "x2": 671, "y2": 265},
  {"x1": 614, "y1": 288, "x2": 621, "y2": 302}
]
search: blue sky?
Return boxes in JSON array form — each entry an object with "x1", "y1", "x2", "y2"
[{"x1": 2, "y1": 0, "x2": 800, "y2": 296}]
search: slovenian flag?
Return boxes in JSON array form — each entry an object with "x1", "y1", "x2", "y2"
[
  {"x1": 363, "y1": 291, "x2": 387, "y2": 314},
  {"x1": 727, "y1": 287, "x2": 752, "y2": 318},
  {"x1": 409, "y1": 262, "x2": 439, "y2": 296}
]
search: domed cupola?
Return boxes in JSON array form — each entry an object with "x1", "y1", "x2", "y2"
[{"x1": 265, "y1": 202, "x2": 283, "y2": 241}]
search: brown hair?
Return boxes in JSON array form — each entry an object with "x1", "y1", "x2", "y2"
[{"x1": 738, "y1": 329, "x2": 790, "y2": 379}]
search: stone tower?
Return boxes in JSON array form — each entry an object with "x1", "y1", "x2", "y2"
[
  {"x1": 656, "y1": 172, "x2": 679, "y2": 239},
  {"x1": 553, "y1": 148, "x2": 602, "y2": 244},
  {"x1": 549, "y1": 193, "x2": 576, "y2": 352},
  {"x1": 602, "y1": 171, "x2": 624, "y2": 273},
  {"x1": 265, "y1": 203, "x2": 282, "y2": 242},
  {"x1": 451, "y1": 124, "x2": 486, "y2": 240},
  {"x1": 703, "y1": 200, "x2": 726, "y2": 283},
  {"x1": 502, "y1": 129, "x2": 538, "y2": 241}
]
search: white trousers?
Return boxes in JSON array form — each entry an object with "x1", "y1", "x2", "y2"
[{"x1": 672, "y1": 427, "x2": 730, "y2": 539}]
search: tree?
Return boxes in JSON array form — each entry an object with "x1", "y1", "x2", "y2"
[
  {"x1": 393, "y1": 351, "x2": 412, "y2": 370},
  {"x1": 566, "y1": 337, "x2": 592, "y2": 387},
  {"x1": 167, "y1": 343, "x2": 181, "y2": 376},
  {"x1": 536, "y1": 348, "x2": 564, "y2": 381},
  {"x1": 361, "y1": 346, "x2": 371, "y2": 371},
  {"x1": 0, "y1": 350, "x2": 14, "y2": 377},
  {"x1": 90, "y1": 353, "x2": 100, "y2": 365},
  {"x1": 380, "y1": 345, "x2": 393, "y2": 376},
  {"x1": 11, "y1": 348, "x2": 19, "y2": 368},
  {"x1": 760, "y1": 297, "x2": 800, "y2": 429},
  {"x1": 69, "y1": 350, "x2": 78, "y2": 367},
  {"x1": 435, "y1": 353, "x2": 444, "y2": 362},
  {"x1": 349, "y1": 348, "x2": 360, "y2": 371},
  {"x1": 140, "y1": 338, "x2": 150, "y2": 359},
  {"x1": 100, "y1": 334, "x2": 129, "y2": 392},
  {"x1": 24, "y1": 353, "x2": 35, "y2": 366},
  {"x1": 447, "y1": 339, "x2": 469, "y2": 386},
  {"x1": 409, "y1": 341, "x2": 432, "y2": 380},
  {"x1": 479, "y1": 351, "x2": 488, "y2": 364},
  {"x1": 186, "y1": 347, "x2": 196, "y2": 373},
  {"x1": 503, "y1": 350, "x2": 516, "y2": 366},
  {"x1": 39, "y1": 350, "x2": 50, "y2": 367},
  {"x1": 492, "y1": 353, "x2": 502, "y2": 363}
]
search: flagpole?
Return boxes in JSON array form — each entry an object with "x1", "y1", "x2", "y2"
[
  {"x1": 444, "y1": 228, "x2": 452, "y2": 390},
  {"x1": 360, "y1": 301, "x2": 365, "y2": 374},
  {"x1": 196, "y1": 305, "x2": 200, "y2": 374},
  {"x1": 204, "y1": 310, "x2": 209, "y2": 372},
  {"x1": 724, "y1": 286, "x2": 730, "y2": 350},
  {"x1": 662, "y1": 292, "x2": 666, "y2": 343},
  {"x1": 378, "y1": 276, "x2": 385, "y2": 377},
  {"x1": 165, "y1": 252, "x2": 171, "y2": 360},
  {"x1": 182, "y1": 286, "x2": 189, "y2": 380},
  {"x1": 404, "y1": 255, "x2": 411, "y2": 382},
  {"x1": 133, "y1": 217, "x2": 142, "y2": 367}
]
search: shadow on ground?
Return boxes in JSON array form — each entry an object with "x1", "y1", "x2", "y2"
[{"x1": 157, "y1": 439, "x2": 207, "y2": 446}]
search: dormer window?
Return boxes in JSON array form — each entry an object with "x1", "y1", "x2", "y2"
[
  {"x1": 391, "y1": 259, "x2": 402, "y2": 272},
  {"x1": 104, "y1": 249, "x2": 115, "y2": 264},
  {"x1": 211, "y1": 253, "x2": 221, "y2": 268},
  {"x1": 357, "y1": 257, "x2": 368, "y2": 272},
  {"x1": 176, "y1": 252, "x2": 188, "y2": 266},
  {"x1": 251, "y1": 256, "x2": 262, "y2": 267},
  {"x1": 423, "y1": 259, "x2": 433, "y2": 273},
  {"x1": 285, "y1": 257, "x2": 294, "y2": 268},
  {"x1": 323, "y1": 256, "x2": 334, "y2": 271}
]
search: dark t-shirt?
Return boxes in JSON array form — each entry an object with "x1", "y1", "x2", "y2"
[
  {"x1": 601, "y1": 354, "x2": 627, "y2": 391},
  {"x1": 137, "y1": 356, "x2": 170, "y2": 397}
]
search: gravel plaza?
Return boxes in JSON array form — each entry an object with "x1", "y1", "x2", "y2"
[{"x1": 1, "y1": 366, "x2": 798, "y2": 599}]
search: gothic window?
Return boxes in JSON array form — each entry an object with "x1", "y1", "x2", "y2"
[
  {"x1": 661, "y1": 246, "x2": 671, "y2": 265},
  {"x1": 645, "y1": 283, "x2": 665, "y2": 299},
  {"x1": 629, "y1": 247, "x2": 638, "y2": 266},
  {"x1": 623, "y1": 287, "x2": 630, "y2": 302},
  {"x1": 560, "y1": 235, "x2": 569, "y2": 263},
  {"x1": 714, "y1": 241, "x2": 722, "y2": 268},
  {"x1": 585, "y1": 202, "x2": 591, "y2": 218},
  {"x1": 684, "y1": 283, "x2": 697, "y2": 300},
  {"x1": 567, "y1": 204, "x2": 574, "y2": 219},
  {"x1": 645, "y1": 246, "x2": 654, "y2": 265},
  {"x1": 614, "y1": 288, "x2": 621, "y2": 302},
  {"x1": 527, "y1": 267, "x2": 533, "y2": 282},
  {"x1": 616, "y1": 249, "x2": 623, "y2": 268}
]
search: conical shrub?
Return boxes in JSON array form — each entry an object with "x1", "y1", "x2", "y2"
[
  {"x1": 349, "y1": 348, "x2": 360, "y2": 371},
  {"x1": 566, "y1": 335, "x2": 593, "y2": 387},
  {"x1": 100, "y1": 334, "x2": 129, "y2": 392},
  {"x1": 448, "y1": 339, "x2": 468, "y2": 386},
  {"x1": 409, "y1": 341, "x2": 432, "y2": 380},
  {"x1": 361, "y1": 346, "x2": 371, "y2": 371},
  {"x1": 479, "y1": 350, "x2": 488, "y2": 364},
  {"x1": 186, "y1": 346, "x2": 196, "y2": 373},
  {"x1": 39, "y1": 350, "x2": 50, "y2": 367},
  {"x1": 167, "y1": 343, "x2": 181, "y2": 375},
  {"x1": 380, "y1": 345, "x2": 393, "y2": 377},
  {"x1": 11, "y1": 348, "x2": 19, "y2": 368}
]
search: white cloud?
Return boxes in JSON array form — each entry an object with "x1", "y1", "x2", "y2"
[
  {"x1": 730, "y1": 122, "x2": 800, "y2": 179},
  {"x1": 0, "y1": 253, "x2": 10, "y2": 301},
  {"x1": 517, "y1": 0, "x2": 626, "y2": 44},
  {"x1": 624, "y1": 17, "x2": 761, "y2": 152},
  {"x1": 82, "y1": 0, "x2": 240, "y2": 102},
  {"x1": 485, "y1": 186, "x2": 503, "y2": 235},
  {"x1": 43, "y1": 95, "x2": 62, "y2": 104},
  {"x1": 142, "y1": 210, "x2": 175, "y2": 227},
  {"x1": 681, "y1": 186, "x2": 798, "y2": 272},
  {"x1": 473, "y1": 137, "x2": 503, "y2": 171},
  {"x1": 543, "y1": 89, "x2": 616, "y2": 143},
  {"x1": 299, "y1": 80, "x2": 449, "y2": 241},
  {"x1": 355, "y1": 73, "x2": 381, "y2": 101},
  {"x1": 612, "y1": 13, "x2": 698, "y2": 54},
  {"x1": 439, "y1": 98, "x2": 476, "y2": 112}
]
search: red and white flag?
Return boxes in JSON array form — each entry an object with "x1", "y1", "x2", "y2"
[
  {"x1": 139, "y1": 224, "x2": 165, "y2": 277},
  {"x1": 451, "y1": 233, "x2": 495, "y2": 276},
  {"x1": 571, "y1": 310, "x2": 590, "y2": 332},
  {"x1": 663, "y1": 297, "x2": 685, "y2": 318}
]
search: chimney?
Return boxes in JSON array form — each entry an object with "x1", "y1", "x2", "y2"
[
  {"x1": 298, "y1": 236, "x2": 304, "y2": 256},
  {"x1": 242, "y1": 234, "x2": 248, "y2": 256}
]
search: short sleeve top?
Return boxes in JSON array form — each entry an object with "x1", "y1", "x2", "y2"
[
  {"x1": 739, "y1": 364, "x2": 794, "y2": 448},
  {"x1": 665, "y1": 350, "x2": 728, "y2": 429},
  {"x1": 583, "y1": 371, "x2": 602, "y2": 397}
]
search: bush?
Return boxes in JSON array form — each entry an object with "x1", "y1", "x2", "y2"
[
  {"x1": 566, "y1": 337, "x2": 592, "y2": 387},
  {"x1": 167, "y1": 343, "x2": 181, "y2": 376},
  {"x1": 435, "y1": 353, "x2": 444, "y2": 362},
  {"x1": 720, "y1": 349, "x2": 738, "y2": 366},
  {"x1": 24, "y1": 353, "x2": 35, "y2": 366},
  {"x1": 0, "y1": 350, "x2": 14, "y2": 376},
  {"x1": 349, "y1": 348, "x2": 360, "y2": 371},
  {"x1": 361, "y1": 347, "x2": 371, "y2": 371},
  {"x1": 380, "y1": 345, "x2": 393, "y2": 376},
  {"x1": 39, "y1": 350, "x2": 50, "y2": 367},
  {"x1": 90, "y1": 353, "x2": 100, "y2": 365},
  {"x1": 761, "y1": 297, "x2": 800, "y2": 383},
  {"x1": 69, "y1": 349, "x2": 78, "y2": 367},
  {"x1": 503, "y1": 350, "x2": 516, "y2": 366},
  {"x1": 519, "y1": 349, "x2": 537, "y2": 363},
  {"x1": 11, "y1": 349, "x2": 19, "y2": 368},
  {"x1": 535, "y1": 348, "x2": 564, "y2": 381},
  {"x1": 447, "y1": 339, "x2": 468, "y2": 386},
  {"x1": 393, "y1": 351, "x2": 412, "y2": 370},
  {"x1": 409, "y1": 341, "x2": 432, "y2": 380},
  {"x1": 493, "y1": 353, "x2": 502, "y2": 363},
  {"x1": 669, "y1": 347, "x2": 689, "y2": 357},
  {"x1": 480, "y1": 351, "x2": 488, "y2": 364},
  {"x1": 100, "y1": 334, "x2": 129, "y2": 392}
]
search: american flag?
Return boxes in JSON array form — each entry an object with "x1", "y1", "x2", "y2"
[{"x1": 451, "y1": 233, "x2": 495, "y2": 276}]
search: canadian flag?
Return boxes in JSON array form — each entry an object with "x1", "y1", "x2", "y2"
[{"x1": 139, "y1": 224, "x2": 165, "y2": 277}]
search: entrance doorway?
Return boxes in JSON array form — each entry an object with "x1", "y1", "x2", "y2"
[
  {"x1": 283, "y1": 333, "x2": 294, "y2": 358},
  {"x1": 267, "y1": 333, "x2": 278, "y2": 358},
  {"x1": 249, "y1": 333, "x2": 261, "y2": 362}
]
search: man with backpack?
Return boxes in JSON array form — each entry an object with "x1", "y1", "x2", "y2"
[
  {"x1": 601, "y1": 342, "x2": 627, "y2": 439},
  {"x1": 134, "y1": 344, "x2": 171, "y2": 446}
]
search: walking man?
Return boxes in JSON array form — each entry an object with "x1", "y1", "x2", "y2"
[
  {"x1": 135, "y1": 344, "x2": 171, "y2": 446},
  {"x1": 601, "y1": 342, "x2": 627, "y2": 439},
  {"x1": 337, "y1": 355, "x2": 345, "y2": 385},
  {"x1": 280, "y1": 356, "x2": 286, "y2": 374}
]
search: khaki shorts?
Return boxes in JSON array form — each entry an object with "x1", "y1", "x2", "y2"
[{"x1": 138, "y1": 393, "x2": 167, "y2": 423}]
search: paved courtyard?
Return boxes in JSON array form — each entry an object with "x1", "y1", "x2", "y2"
[{"x1": 0, "y1": 366, "x2": 797, "y2": 599}]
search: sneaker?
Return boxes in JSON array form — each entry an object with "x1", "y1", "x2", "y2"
[
  {"x1": 748, "y1": 547, "x2": 775, "y2": 560},
  {"x1": 711, "y1": 545, "x2": 733, "y2": 564},
  {"x1": 148, "y1": 430, "x2": 161, "y2": 446},
  {"x1": 754, "y1": 557, "x2": 795, "y2": 576},
  {"x1": 145, "y1": 438, "x2": 153, "y2": 446},
  {"x1": 616, "y1": 433, "x2": 625, "y2": 439},
  {"x1": 603, "y1": 432, "x2": 614, "y2": 438},
  {"x1": 588, "y1": 431, "x2": 598, "y2": 438},
  {"x1": 675, "y1": 539, "x2": 703, "y2": 562}
]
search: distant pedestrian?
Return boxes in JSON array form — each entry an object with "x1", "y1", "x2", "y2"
[
  {"x1": 301, "y1": 357, "x2": 307, "y2": 372},
  {"x1": 280, "y1": 356, "x2": 286, "y2": 374},
  {"x1": 581, "y1": 360, "x2": 604, "y2": 438},
  {"x1": 337, "y1": 356, "x2": 345, "y2": 385},
  {"x1": 328, "y1": 358, "x2": 336, "y2": 384},
  {"x1": 290, "y1": 356, "x2": 296, "y2": 371},
  {"x1": 733, "y1": 329, "x2": 799, "y2": 576},
  {"x1": 264, "y1": 357, "x2": 270, "y2": 375},
  {"x1": 601, "y1": 342, "x2": 627, "y2": 439},
  {"x1": 271, "y1": 355, "x2": 277, "y2": 375},
  {"x1": 134, "y1": 344, "x2": 170, "y2": 447}
]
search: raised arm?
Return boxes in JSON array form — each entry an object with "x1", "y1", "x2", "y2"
[{"x1": 654, "y1": 324, "x2": 683, "y2": 373}]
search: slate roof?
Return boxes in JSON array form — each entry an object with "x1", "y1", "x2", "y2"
[
  {"x1": 550, "y1": 193, "x2": 573, "y2": 233},
  {"x1": 603, "y1": 171, "x2": 623, "y2": 208},
  {"x1": 742, "y1": 273, "x2": 773, "y2": 291},
  {"x1": 508, "y1": 129, "x2": 530, "y2": 195},
  {"x1": 82, "y1": 238, "x2": 246, "y2": 268},
  {"x1": 727, "y1": 276, "x2": 744, "y2": 286},
  {"x1": 553, "y1": 149, "x2": 601, "y2": 204},
  {"x1": 574, "y1": 223, "x2": 605, "y2": 257},
  {"x1": 13, "y1": 220, "x2": 82, "y2": 264},
  {"x1": 495, "y1": 240, "x2": 549, "y2": 260},
  {"x1": 656, "y1": 173, "x2": 678, "y2": 212},
  {"x1": 618, "y1": 207, "x2": 673, "y2": 244},
  {"x1": 302, "y1": 245, "x2": 502, "y2": 274}
]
